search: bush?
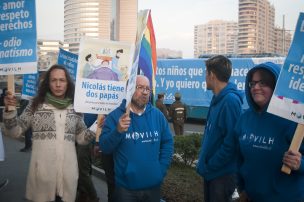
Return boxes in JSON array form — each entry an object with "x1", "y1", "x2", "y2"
[
  {"x1": 93, "y1": 133, "x2": 205, "y2": 201},
  {"x1": 160, "y1": 134, "x2": 204, "y2": 201},
  {"x1": 173, "y1": 133, "x2": 202, "y2": 166},
  {"x1": 161, "y1": 163, "x2": 203, "y2": 202}
]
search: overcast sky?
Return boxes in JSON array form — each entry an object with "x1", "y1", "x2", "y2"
[{"x1": 36, "y1": 0, "x2": 304, "y2": 58}]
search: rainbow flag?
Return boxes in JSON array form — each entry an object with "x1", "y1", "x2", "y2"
[{"x1": 138, "y1": 10, "x2": 157, "y2": 99}]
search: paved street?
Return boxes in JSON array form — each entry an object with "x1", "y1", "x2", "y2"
[
  {"x1": 0, "y1": 135, "x2": 108, "y2": 202},
  {"x1": 169, "y1": 119, "x2": 205, "y2": 136},
  {"x1": 0, "y1": 120, "x2": 204, "y2": 202}
]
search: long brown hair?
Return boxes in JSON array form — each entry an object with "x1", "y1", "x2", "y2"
[{"x1": 31, "y1": 64, "x2": 75, "y2": 112}]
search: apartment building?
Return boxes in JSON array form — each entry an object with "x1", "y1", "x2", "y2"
[
  {"x1": 157, "y1": 48, "x2": 183, "y2": 59},
  {"x1": 194, "y1": 20, "x2": 238, "y2": 58},
  {"x1": 37, "y1": 39, "x2": 68, "y2": 71},
  {"x1": 238, "y1": 0, "x2": 275, "y2": 54},
  {"x1": 274, "y1": 27, "x2": 292, "y2": 56},
  {"x1": 64, "y1": 0, "x2": 137, "y2": 54}
]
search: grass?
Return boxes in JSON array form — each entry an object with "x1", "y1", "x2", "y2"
[{"x1": 161, "y1": 162, "x2": 204, "y2": 202}]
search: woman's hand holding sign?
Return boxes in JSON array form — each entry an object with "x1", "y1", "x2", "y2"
[{"x1": 283, "y1": 150, "x2": 302, "y2": 171}]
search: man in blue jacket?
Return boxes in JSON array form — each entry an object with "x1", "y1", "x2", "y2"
[
  {"x1": 100, "y1": 75, "x2": 173, "y2": 202},
  {"x1": 197, "y1": 55, "x2": 243, "y2": 202}
]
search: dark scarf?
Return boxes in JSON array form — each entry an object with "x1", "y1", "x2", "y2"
[{"x1": 46, "y1": 92, "x2": 72, "y2": 109}]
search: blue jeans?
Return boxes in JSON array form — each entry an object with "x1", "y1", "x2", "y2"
[
  {"x1": 113, "y1": 186, "x2": 160, "y2": 202},
  {"x1": 204, "y1": 174, "x2": 236, "y2": 202}
]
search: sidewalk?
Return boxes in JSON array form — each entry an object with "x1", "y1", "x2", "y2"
[{"x1": 0, "y1": 134, "x2": 108, "y2": 202}]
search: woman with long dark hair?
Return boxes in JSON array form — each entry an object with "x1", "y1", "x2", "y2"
[{"x1": 3, "y1": 64, "x2": 95, "y2": 202}]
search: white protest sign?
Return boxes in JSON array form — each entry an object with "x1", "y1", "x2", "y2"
[
  {"x1": 267, "y1": 13, "x2": 304, "y2": 174},
  {"x1": 268, "y1": 13, "x2": 304, "y2": 124},
  {"x1": 74, "y1": 38, "x2": 134, "y2": 114}
]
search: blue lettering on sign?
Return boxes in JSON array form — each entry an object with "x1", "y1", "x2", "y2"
[{"x1": 156, "y1": 58, "x2": 282, "y2": 107}]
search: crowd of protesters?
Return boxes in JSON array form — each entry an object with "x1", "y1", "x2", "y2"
[{"x1": 0, "y1": 55, "x2": 303, "y2": 202}]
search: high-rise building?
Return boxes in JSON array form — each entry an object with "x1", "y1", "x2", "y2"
[
  {"x1": 64, "y1": 0, "x2": 137, "y2": 54},
  {"x1": 274, "y1": 27, "x2": 292, "y2": 56},
  {"x1": 238, "y1": 0, "x2": 275, "y2": 54},
  {"x1": 37, "y1": 39, "x2": 68, "y2": 71},
  {"x1": 116, "y1": 0, "x2": 137, "y2": 42},
  {"x1": 157, "y1": 48, "x2": 183, "y2": 59},
  {"x1": 194, "y1": 20, "x2": 238, "y2": 58}
]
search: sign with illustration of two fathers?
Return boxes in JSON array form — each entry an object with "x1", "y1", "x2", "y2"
[{"x1": 74, "y1": 38, "x2": 134, "y2": 114}]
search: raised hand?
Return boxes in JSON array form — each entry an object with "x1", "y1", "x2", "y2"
[
  {"x1": 117, "y1": 113, "x2": 130, "y2": 133},
  {"x1": 4, "y1": 91, "x2": 17, "y2": 111}
]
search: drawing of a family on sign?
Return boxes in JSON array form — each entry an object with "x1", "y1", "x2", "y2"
[
  {"x1": 74, "y1": 38, "x2": 134, "y2": 114},
  {"x1": 81, "y1": 48, "x2": 128, "y2": 81}
]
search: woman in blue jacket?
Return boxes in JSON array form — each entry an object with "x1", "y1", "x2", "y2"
[{"x1": 235, "y1": 62, "x2": 304, "y2": 202}]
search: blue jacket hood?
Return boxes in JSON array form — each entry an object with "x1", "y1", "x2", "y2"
[
  {"x1": 197, "y1": 82, "x2": 243, "y2": 180},
  {"x1": 245, "y1": 62, "x2": 280, "y2": 112},
  {"x1": 210, "y1": 82, "x2": 243, "y2": 106}
]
